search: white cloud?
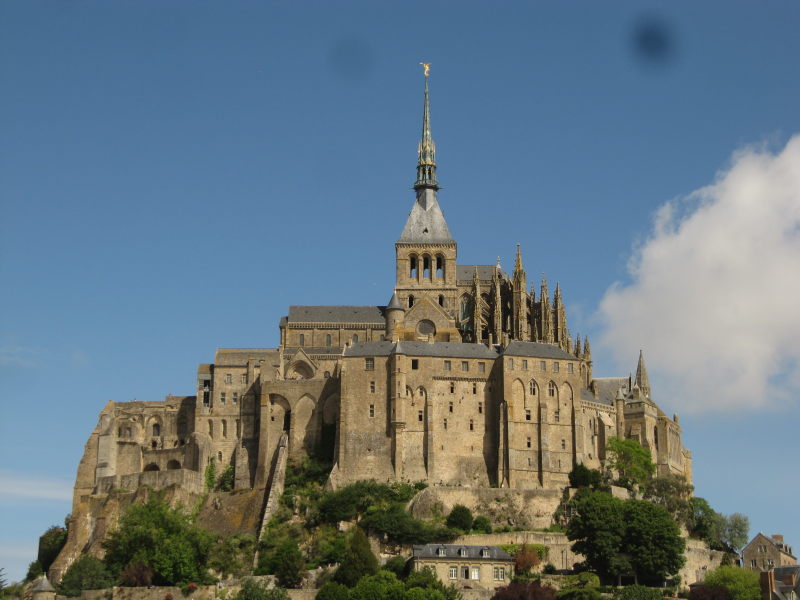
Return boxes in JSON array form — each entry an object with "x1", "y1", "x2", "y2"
[
  {"x1": 0, "y1": 472, "x2": 73, "y2": 502},
  {"x1": 0, "y1": 344, "x2": 41, "y2": 368},
  {"x1": 598, "y1": 135, "x2": 800, "y2": 413}
]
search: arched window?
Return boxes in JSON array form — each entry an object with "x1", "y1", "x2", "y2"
[
  {"x1": 326, "y1": 334, "x2": 332, "y2": 347},
  {"x1": 152, "y1": 423, "x2": 161, "y2": 437},
  {"x1": 438, "y1": 294, "x2": 445, "y2": 307},
  {"x1": 548, "y1": 381, "x2": 557, "y2": 397},
  {"x1": 167, "y1": 459, "x2": 181, "y2": 470},
  {"x1": 409, "y1": 255, "x2": 418, "y2": 279},
  {"x1": 352, "y1": 333, "x2": 359, "y2": 343},
  {"x1": 436, "y1": 255, "x2": 444, "y2": 279},
  {"x1": 423, "y1": 255, "x2": 431, "y2": 279},
  {"x1": 529, "y1": 380, "x2": 538, "y2": 395},
  {"x1": 299, "y1": 333, "x2": 305, "y2": 346},
  {"x1": 408, "y1": 295, "x2": 415, "y2": 308}
]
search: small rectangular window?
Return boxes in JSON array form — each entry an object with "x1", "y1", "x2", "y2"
[
  {"x1": 241, "y1": 373, "x2": 248, "y2": 384},
  {"x1": 443, "y1": 418, "x2": 448, "y2": 430},
  {"x1": 469, "y1": 419, "x2": 474, "y2": 431},
  {"x1": 522, "y1": 359, "x2": 528, "y2": 370},
  {"x1": 369, "y1": 404, "x2": 375, "y2": 418},
  {"x1": 299, "y1": 334, "x2": 305, "y2": 346},
  {"x1": 471, "y1": 568, "x2": 480, "y2": 580},
  {"x1": 225, "y1": 373, "x2": 232, "y2": 384},
  {"x1": 494, "y1": 567, "x2": 505, "y2": 580},
  {"x1": 412, "y1": 359, "x2": 419, "y2": 370},
  {"x1": 528, "y1": 457, "x2": 532, "y2": 466},
  {"x1": 449, "y1": 401, "x2": 453, "y2": 413},
  {"x1": 508, "y1": 358, "x2": 514, "y2": 370},
  {"x1": 525, "y1": 409, "x2": 531, "y2": 421},
  {"x1": 369, "y1": 381, "x2": 375, "y2": 393},
  {"x1": 540, "y1": 360, "x2": 547, "y2": 371},
  {"x1": 561, "y1": 439, "x2": 566, "y2": 450},
  {"x1": 527, "y1": 436, "x2": 532, "y2": 448},
  {"x1": 220, "y1": 392, "x2": 226, "y2": 404},
  {"x1": 472, "y1": 382, "x2": 477, "y2": 394},
  {"x1": 418, "y1": 410, "x2": 423, "y2": 422},
  {"x1": 478, "y1": 402, "x2": 483, "y2": 414},
  {"x1": 365, "y1": 357, "x2": 374, "y2": 370},
  {"x1": 567, "y1": 363, "x2": 574, "y2": 374},
  {"x1": 554, "y1": 362, "x2": 560, "y2": 373},
  {"x1": 554, "y1": 409, "x2": 560, "y2": 422},
  {"x1": 232, "y1": 392, "x2": 239, "y2": 404},
  {"x1": 449, "y1": 382, "x2": 455, "y2": 393},
  {"x1": 444, "y1": 360, "x2": 451, "y2": 371},
  {"x1": 461, "y1": 361, "x2": 469, "y2": 372},
  {"x1": 478, "y1": 362, "x2": 485, "y2": 373},
  {"x1": 449, "y1": 567, "x2": 457, "y2": 579}
]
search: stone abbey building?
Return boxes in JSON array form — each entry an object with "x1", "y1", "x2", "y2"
[{"x1": 70, "y1": 74, "x2": 692, "y2": 514}]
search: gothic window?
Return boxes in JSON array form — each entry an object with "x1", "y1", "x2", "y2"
[
  {"x1": 529, "y1": 380, "x2": 537, "y2": 395},
  {"x1": 436, "y1": 255, "x2": 444, "y2": 278},
  {"x1": 409, "y1": 295, "x2": 415, "y2": 308},
  {"x1": 417, "y1": 319, "x2": 436, "y2": 337},
  {"x1": 152, "y1": 423, "x2": 160, "y2": 437},
  {"x1": 299, "y1": 334, "x2": 305, "y2": 346},
  {"x1": 423, "y1": 255, "x2": 431, "y2": 279},
  {"x1": 410, "y1": 255, "x2": 418, "y2": 279},
  {"x1": 460, "y1": 295, "x2": 472, "y2": 322},
  {"x1": 438, "y1": 294, "x2": 445, "y2": 306},
  {"x1": 352, "y1": 333, "x2": 359, "y2": 343},
  {"x1": 225, "y1": 373, "x2": 232, "y2": 384},
  {"x1": 525, "y1": 409, "x2": 531, "y2": 421},
  {"x1": 326, "y1": 334, "x2": 332, "y2": 347},
  {"x1": 548, "y1": 381, "x2": 557, "y2": 397}
]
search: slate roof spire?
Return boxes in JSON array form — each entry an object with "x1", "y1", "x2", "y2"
[{"x1": 398, "y1": 66, "x2": 454, "y2": 244}]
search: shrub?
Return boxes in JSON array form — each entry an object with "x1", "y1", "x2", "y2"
[
  {"x1": 492, "y1": 581, "x2": 557, "y2": 600},
  {"x1": 360, "y1": 504, "x2": 456, "y2": 545},
  {"x1": 542, "y1": 564, "x2": 557, "y2": 575},
  {"x1": 688, "y1": 586, "x2": 732, "y2": 600},
  {"x1": 445, "y1": 505, "x2": 474, "y2": 531},
  {"x1": 382, "y1": 556, "x2": 409, "y2": 578},
  {"x1": 612, "y1": 585, "x2": 664, "y2": 600},
  {"x1": 568, "y1": 465, "x2": 603, "y2": 489},
  {"x1": 205, "y1": 459, "x2": 217, "y2": 491},
  {"x1": 121, "y1": 562, "x2": 154, "y2": 587},
  {"x1": 58, "y1": 556, "x2": 115, "y2": 597},
  {"x1": 702, "y1": 566, "x2": 760, "y2": 600},
  {"x1": 558, "y1": 590, "x2": 602, "y2": 600},
  {"x1": 473, "y1": 516, "x2": 493, "y2": 534},
  {"x1": 25, "y1": 561, "x2": 43, "y2": 582},
  {"x1": 514, "y1": 545, "x2": 542, "y2": 575},
  {"x1": 236, "y1": 579, "x2": 290, "y2": 600},
  {"x1": 309, "y1": 526, "x2": 347, "y2": 568},
  {"x1": 268, "y1": 539, "x2": 304, "y2": 588},
  {"x1": 405, "y1": 566, "x2": 461, "y2": 600},
  {"x1": 217, "y1": 465, "x2": 235, "y2": 492},
  {"x1": 38, "y1": 526, "x2": 68, "y2": 574},
  {"x1": 349, "y1": 571, "x2": 406, "y2": 600}
]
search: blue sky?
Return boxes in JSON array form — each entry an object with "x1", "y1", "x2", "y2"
[{"x1": 2, "y1": 1, "x2": 799, "y2": 583}]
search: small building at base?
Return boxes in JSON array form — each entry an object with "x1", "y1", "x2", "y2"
[{"x1": 411, "y1": 544, "x2": 514, "y2": 590}]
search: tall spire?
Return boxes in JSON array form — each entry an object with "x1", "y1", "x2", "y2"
[
  {"x1": 414, "y1": 65, "x2": 438, "y2": 190},
  {"x1": 635, "y1": 350, "x2": 651, "y2": 397}
]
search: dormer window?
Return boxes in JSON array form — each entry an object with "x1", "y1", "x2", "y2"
[
  {"x1": 437, "y1": 547, "x2": 446, "y2": 557},
  {"x1": 459, "y1": 548, "x2": 467, "y2": 557},
  {"x1": 481, "y1": 548, "x2": 490, "y2": 558}
]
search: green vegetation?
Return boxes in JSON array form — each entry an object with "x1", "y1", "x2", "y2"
[
  {"x1": 605, "y1": 438, "x2": 656, "y2": 491},
  {"x1": 270, "y1": 540, "x2": 304, "y2": 588},
  {"x1": 317, "y1": 480, "x2": 419, "y2": 524},
  {"x1": 208, "y1": 534, "x2": 257, "y2": 578},
  {"x1": 58, "y1": 556, "x2": 115, "y2": 597},
  {"x1": 217, "y1": 465, "x2": 235, "y2": 492},
  {"x1": 566, "y1": 489, "x2": 685, "y2": 585},
  {"x1": 235, "y1": 579, "x2": 290, "y2": 600},
  {"x1": 557, "y1": 589, "x2": 602, "y2": 600},
  {"x1": 38, "y1": 525, "x2": 68, "y2": 574},
  {"x1": 472, "y1": 515, "x2": 493, "y2": 533},
  {"x1": 702, "y1": 567, "x2": 760, "y2": 600},
  {"x1": 205, "y1": 458, "x2": 217, "y2": 491},
  {"x1": 611, "y1": 585, "x2": 665, "y2": 600},
  {"x1": 103, "y1": 493, "x2": 215, "y2": 586},
  {"x1": 491, "y1": 581, "x2": 556, "y2": 600},
  {"x1": 333, "y1": 527, "x2": 379, "y2": 587},
  {"x1": 642, "y1": 474, "x2": 694, "y2": 525},
  {"x1": 25, "y1": 561, "x2": 43, "y2": 583},
  {"x1": 688, "y1": 585, "x2": 732, "y2": 600},
  {"x1": 687, "y1": 498, "x2": 749, "y2": 553},
  {"x1": 445, "y1": 505, "x2": 473, "y2": 531},
  {"x1": 321, "y1": 567, "x2": 460, "y2": 600},
  {"x1": 568, "y1": 464, "x2": 604, "y2": 490}
]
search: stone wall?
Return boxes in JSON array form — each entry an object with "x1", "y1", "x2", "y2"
[
  {"x1": 410, "y1": 486, "x2": 563, "y2": 530},
  {"x1": 681, "y1": 538, "x2": 727, "y2": 586},
  {"x1": 95, "y1": 469, "x2": 204, "y2": 495},
  {"x1": 76, "y1": 584, "x2": 317, "y2": 600},
  {"x1": 455, "y1": 531, "x2": 581, "y2": 571}
]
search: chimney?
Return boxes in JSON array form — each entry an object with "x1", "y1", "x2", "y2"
[{"x1": 772, "y1": 534, "x2": 784, "y2": 545}]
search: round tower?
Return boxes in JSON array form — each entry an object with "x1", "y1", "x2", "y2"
[{"x1": 385, "y1": 291, "x2": 405, "y2": 338}]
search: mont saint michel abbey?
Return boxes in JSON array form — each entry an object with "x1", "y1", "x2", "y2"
[{"x1": 70, "y1": 73, "x2": 692, "y2": 517}]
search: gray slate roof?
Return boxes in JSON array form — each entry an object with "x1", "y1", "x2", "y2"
[
  {"x1": 589, "y1": 377, "x2": 631, "y2": 405},
  {"x1": 31, "y1": 577, "x2": 56, "y2": 593},
  {"x1": 398, "y1": 189, "x2": 454, "y2": 243},
  {"x1": 503, "y1": 341, "x2": 576, "y2": 360},
  {"x1": 456, "y1": 265, "x2": 507, "y2": 282},
  {"x1": 287, "y1": 306, "x2": 387, "y2": 324},
  {"x1": 343, "y1": 341, "x2": 499, "y2": 359},
  {"x1": 412, "y1": 544, "x2": 513, "y2": 561}
]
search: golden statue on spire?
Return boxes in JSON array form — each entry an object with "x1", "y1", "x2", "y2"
[{"x1": 419, "y1": 62, "x2": 431, "y2": 77}]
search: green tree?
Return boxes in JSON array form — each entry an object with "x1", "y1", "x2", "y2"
[
  {"x1": 333, "y1": 527, "x2": 379, "y2": 587},
  {"x1": 557, "y1": 590, "x2": 601, "y2": 600},
  {"x1": 703, "y1": 566, "x2": 760, "y2": 600},
  {"x1": 719, "y1": 514, "x2": 749, "y2": 553},
  {"x1": 269, "y1": 539, "x2": 304, "y2": 588},
  {"x1": 25, "y1": 561, "x2": 43, "y2": 582},
  {"x1": 316, "y1": 581, "x2": 350, "y2": 600},
  {"x1": 688, "y1": 498, "x2": 723, "y2": 548},
  {"x1": 38, "y1": 526, "x2": 68, "y2": 575},
  {"x1": 623, "y1": 499, "x2": 685, "y2": 584},
  {"x1": 642, "y1": 474, "x2": 694, "y2": 526},
  {"x1": 405, "y1": 566, "x2": 460, "y2": 600},
  {"x1": 566, "y1": 490, "x2": 628, "y2": 581},
  {"x1": 605, "y1": 438, "x2": 655, "y2": 491},
  {"x1": 205, "y1": 458, "x2": 217, "y2": 491},
  {"x1": 688, "y1": 586, "x2": 732, "y2": 600},
  {"x1": 0, "y1": 568, "x2": 6, "y2": 595},
  {"x1": 349, "y1": 571, "x2": 406, "y2": 600},
  {"x1": 236, "y1": 579, "x2": 290, "y2": 600},
  {"x1": 208, "y1": 534, "x2": 257, "y2": 578},
  {"x1": 57, "y1": 556, "x2": 115, "y2": 597},
  {"x1": 382, "y1": 556, "x2": 409, "y2": 578},
  {"x1": 445, "y1": 505, "x2": 473, "y2": 531},
  {"x1": 568, "y1": 464, "x2": 603, "y2": 489},
  {"x1": 102, "y1": 493, "x2": 214, "y2": 586}
]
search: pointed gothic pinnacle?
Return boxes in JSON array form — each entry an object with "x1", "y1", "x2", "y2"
[
  {"x1": 583, "y1": 337, "x2": 591, "y2": 358},
  {"x1": 574, "y1": 334, "x2": 582, "y2": 357},
  {"x1": 514, "y1": 244, "x2": 523, "y2": 271},
  {"x1": 414, "y1": 70, "x2": 438, "y2": 190},
  {"x1": 635, "y1": 349, "x2": 651, "y2": 396}
]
